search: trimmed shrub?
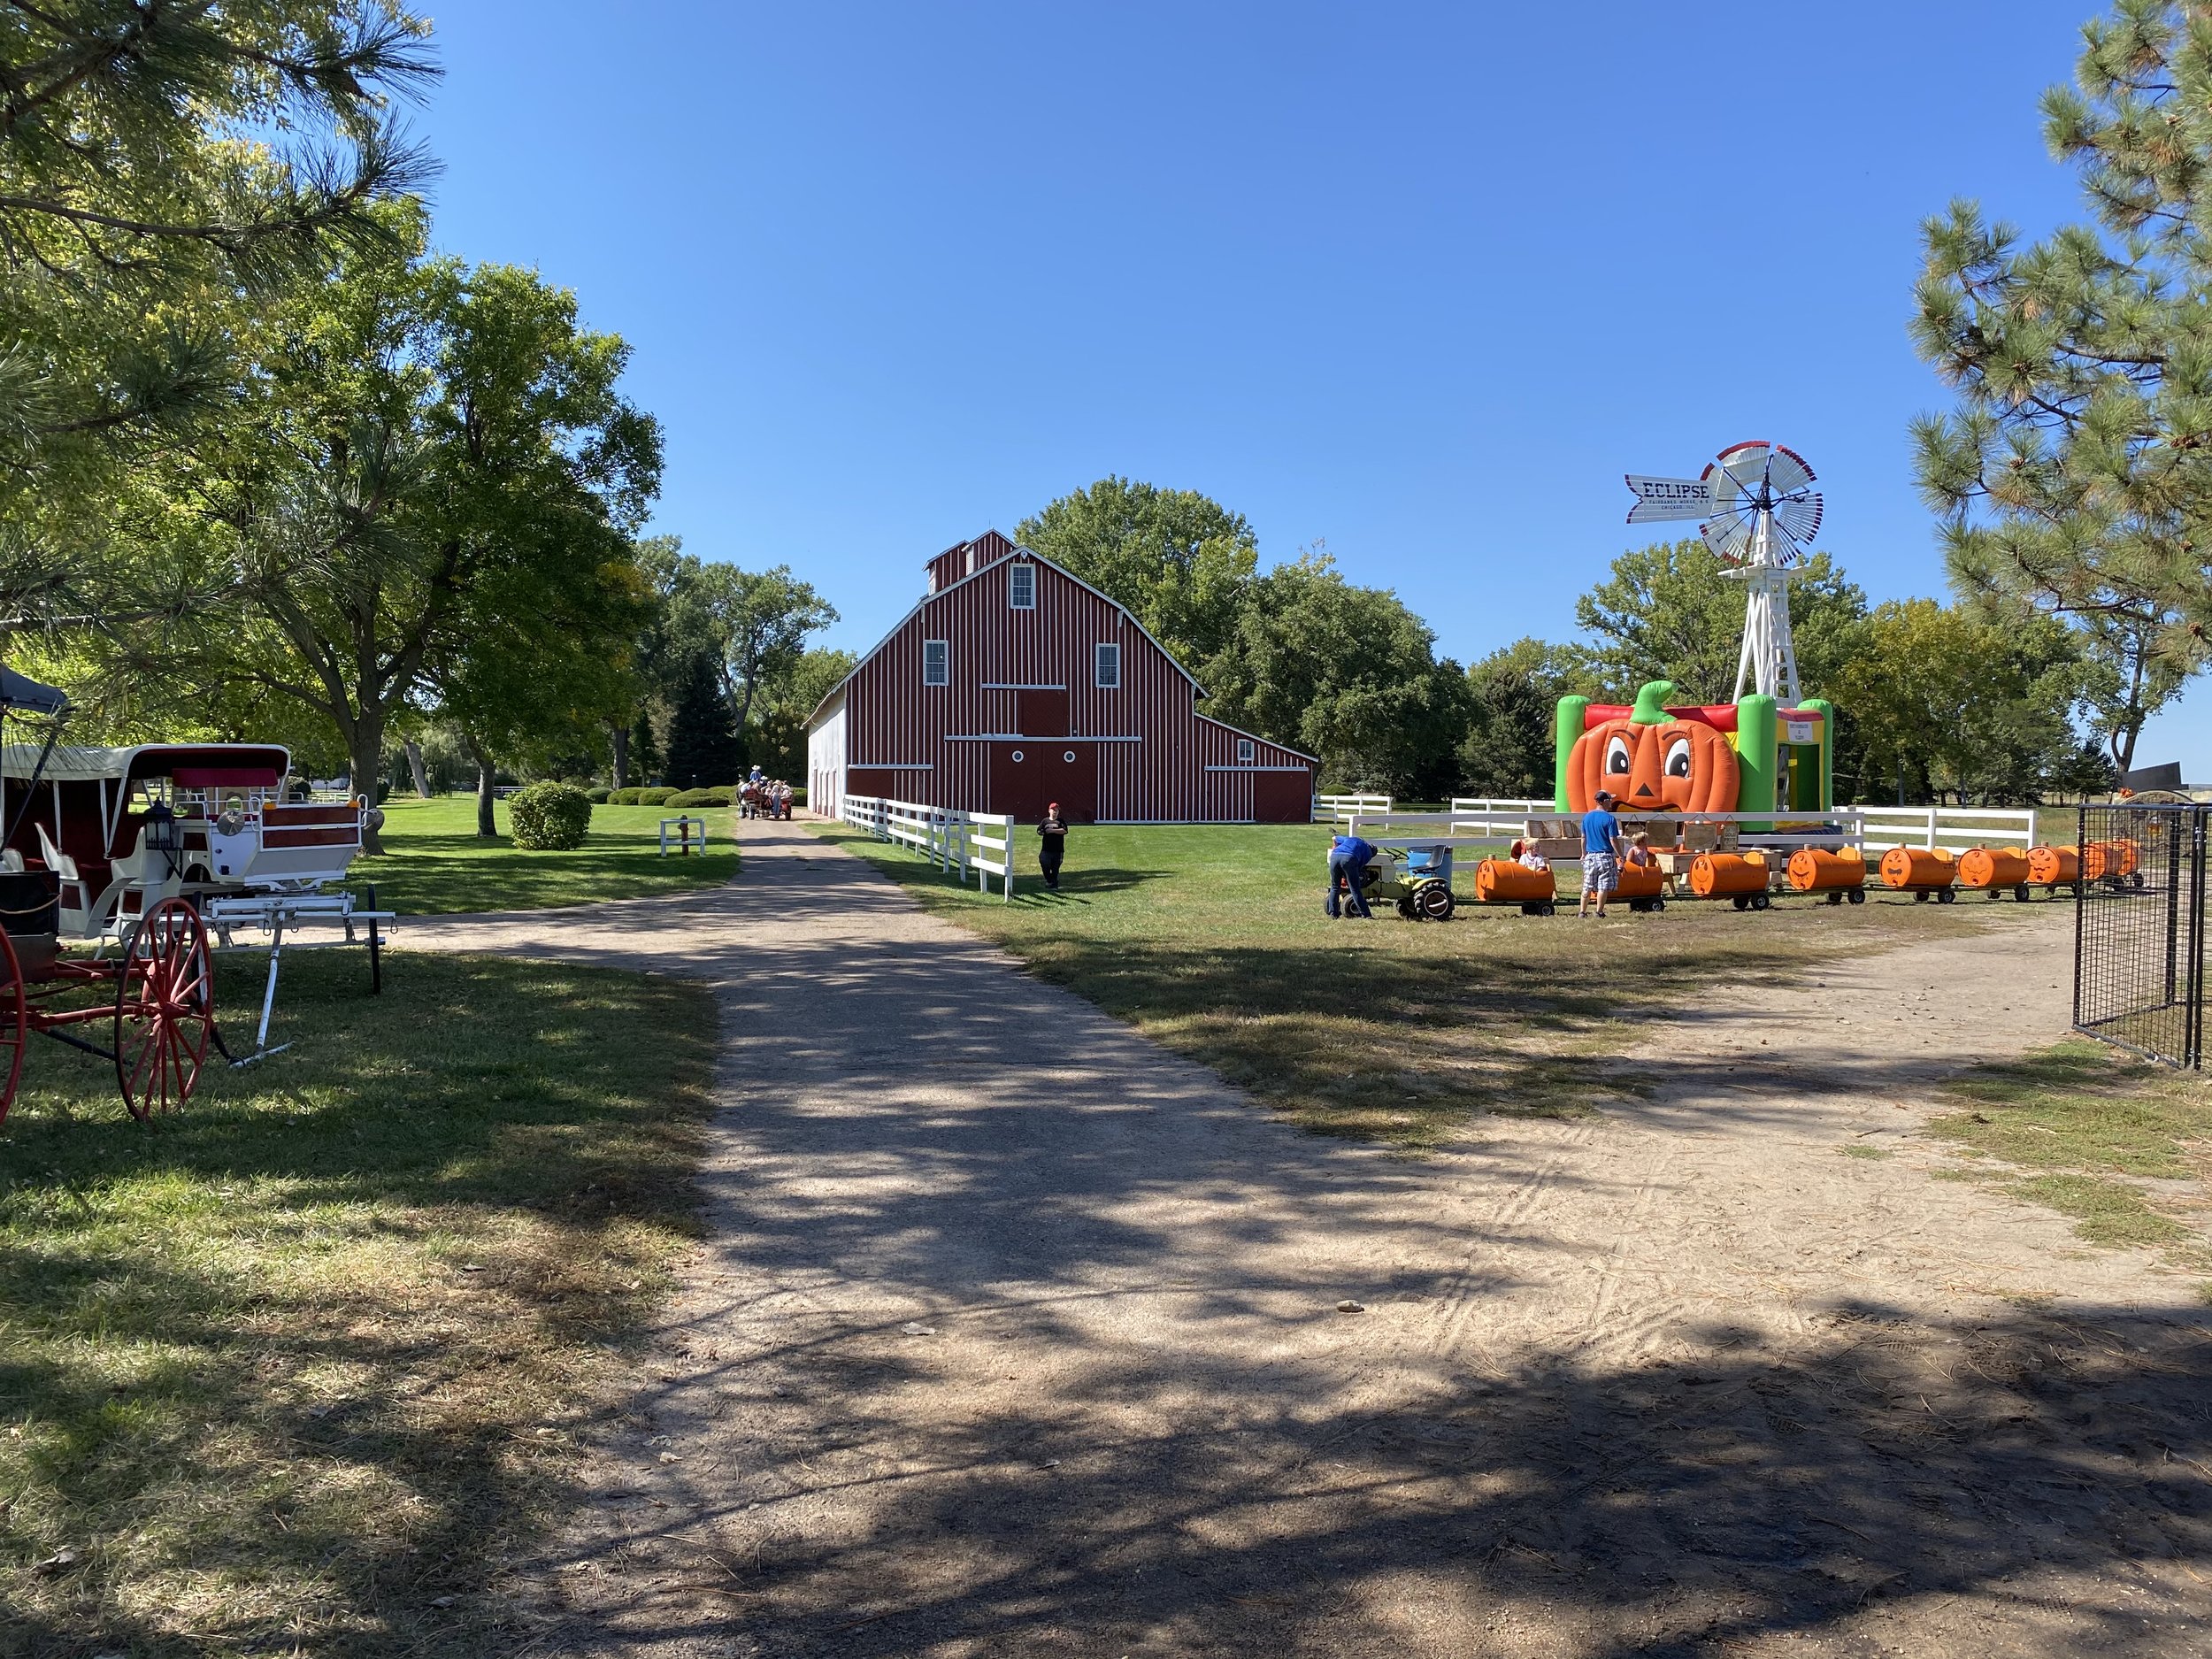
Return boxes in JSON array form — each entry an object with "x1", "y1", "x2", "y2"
[
  {"x1": 704, "y1": 786, "x2": 735, "y2": 806},
  {"x1": 664, "y1": 788, "x2": 711, "y2": 809},
  {"x1": 634, "y1": 787, "x2": 676, "y2": 807},
  {"x1": 509, "y1": 781, "x2": 592, "y2": 850},
  {"x1": 610, "y1": 787, "x2": 642, "y2": 805},
  {"x1": 586, "y1": 786, "x2": 611, "y2": 804}
]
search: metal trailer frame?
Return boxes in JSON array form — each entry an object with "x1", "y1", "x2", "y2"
[{"x1": 201, "y1": 885, "x2": 393, "y2": 1066}]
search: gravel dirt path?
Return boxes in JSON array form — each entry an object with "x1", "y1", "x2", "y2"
[{"x1": 403, "y1": 820, "x2": 2211, "y2": 1658}]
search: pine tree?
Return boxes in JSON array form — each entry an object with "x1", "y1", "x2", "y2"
[
  {"x1": 1910, "y1": 0, "x2": 2210, "y2": 770},
  {"x1": 662, "y1": 658, "x2": 741, "y2": 790}
]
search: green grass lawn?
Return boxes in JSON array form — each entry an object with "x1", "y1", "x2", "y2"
[
  {"x1": 357, "y1": 795, "x2": 738, "y2": 915},
  {"x1": 0, "y1": 949, "x2": 715, "y2": 1655},
  {"x1": 1929, "y1": 1040, "x2": 2212, "y2": 1262},
  {"x1": 810, "y1": 819, "x2": 2032, "y2": 1150}
]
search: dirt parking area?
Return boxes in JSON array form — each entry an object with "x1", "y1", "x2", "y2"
[{"x1": 408, "y1": 823, "x2": 2210, "y2": 1657}]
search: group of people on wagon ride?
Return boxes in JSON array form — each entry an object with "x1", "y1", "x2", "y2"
[{"x1": 740, "y1": 769, "x2": 793, "y2": 820}]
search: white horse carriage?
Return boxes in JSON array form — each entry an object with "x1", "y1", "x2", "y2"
[
  {"x1": 0, "y1": 736, "x2": 390, "y2": 1080},
  {"x1": 0, "y1": 741, "x2": 369, "y2": 932}
]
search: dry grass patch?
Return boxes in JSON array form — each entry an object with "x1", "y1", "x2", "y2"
[
  {"x1": 811, "y1": 820, "x2": 2022, "y2": 1150},
  {"x1": 1929, "y1": 1040, "x2": 2212, "y2": 1260},
  {"x1": 0, "y1": 949, "x2": 714, "y2": 1656}
]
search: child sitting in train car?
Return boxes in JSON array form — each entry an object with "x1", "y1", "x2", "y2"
[
  {"x1": 1509, "y1": 838, "x2": 1549, "y2": 872},
  {"x1": 1624, "y1": 831, "x2": 1657, "y2": 871}
]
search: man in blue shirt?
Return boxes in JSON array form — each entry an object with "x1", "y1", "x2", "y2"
[
  {"x1": 1578, "y1": 789, "x2": 1624, "y2": 918},
  {"x1": 1326, "y1": 833, "x2": 1378, "y2": 918}
]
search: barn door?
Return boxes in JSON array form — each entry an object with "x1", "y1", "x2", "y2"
[
  {"x1": 1042, "y1": 743, "x2": 1096, "y2": 824},
  {"x1": 1017, "y1": 687, "x2": 1069, "y2": 738},
  {"x1": 988, "y1": 743, "x2": 1045, "y2": 822},
  {"x1": 1253, "y1": 770, "x2": 1314, "y2": 824}
]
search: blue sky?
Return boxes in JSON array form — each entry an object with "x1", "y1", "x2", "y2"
[{"x1": 416, "y1": 1, "x2": 2203, "y2": 776}]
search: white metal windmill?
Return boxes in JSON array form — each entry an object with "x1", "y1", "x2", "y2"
[{"x1": 1623, "y1": 441, "x2": 1824, "y2": 703}]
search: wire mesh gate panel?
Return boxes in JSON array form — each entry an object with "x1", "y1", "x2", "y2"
[{"x1": 2073, "y1": 803, "x2": 2208, "y2": 1068}]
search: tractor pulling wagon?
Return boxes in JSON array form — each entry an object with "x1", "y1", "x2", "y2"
[{"x1": 0, "y1": 672, "x2": 384, "y2": 1124}]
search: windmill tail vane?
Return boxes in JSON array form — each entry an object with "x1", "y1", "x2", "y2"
[{"x1": 1621, "y1": 440, "x2": 1823, "y2": 704}]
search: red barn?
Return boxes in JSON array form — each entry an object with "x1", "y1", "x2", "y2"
[{"x1": 806, "y1": 530, "x2": 1316, "y2": 823}]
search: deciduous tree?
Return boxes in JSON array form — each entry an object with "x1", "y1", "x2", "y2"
[
  {"x1": 128, "y1": 216, "x2": 660, "y2": 849},
  {"x1": 1204, "y1": 549, "x2": 1471, "y2": 799},
  {"x1": 1836, "y1": 599, "x2": 2097, "y2": 804},
  {"x1": 695, "y1": 565, "x2": 836, "y2": 737},
  {"x1": 1573, "y1": 538, "x2": 1870, "y2": 705},
  {"x1": 1018, "y1": 477, "x2": 1257, "y2": 670}
]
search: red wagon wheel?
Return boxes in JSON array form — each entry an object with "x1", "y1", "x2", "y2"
[
  {"x1": 115, "y1": 897, "x2": 212, "y2": 1121},
  {"x1": 0, "y1": 928, "x2": 25, "y2": 1127}
]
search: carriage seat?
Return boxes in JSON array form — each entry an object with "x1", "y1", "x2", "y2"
[
  {"x1": 34, "y1": 824, "x2": 94, "y2": 918},
  {"x1": 88, "y1": 826, "x2": 183, "y2": 928}
]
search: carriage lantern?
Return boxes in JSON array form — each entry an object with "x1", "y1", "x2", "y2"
[{"x1": 146, "y1": 799, "x2": 182, "y2": 864}]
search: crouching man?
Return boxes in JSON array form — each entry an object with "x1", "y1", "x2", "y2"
[{"x1": 1326, "y1": 832, "x2": 1379, "y2": 919}]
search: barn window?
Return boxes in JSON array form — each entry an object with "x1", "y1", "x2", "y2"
[
  {"x1": 1009, "y1": 564, "x2": 1035, "y2": 610},
  {"x1": 922, "y1": 640, "x2": 949, "y2": 687},
  {"x1": 1094, "y1": 642, "x2": 1121, "y2": 688},
  {"x1": 1237, "y1": 738, "x2": 1256, "y2": 763}
]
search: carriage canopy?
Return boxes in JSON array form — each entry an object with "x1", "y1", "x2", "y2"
[{"x1": 0, "y1": 744, "x2": 288, "y2": 787}]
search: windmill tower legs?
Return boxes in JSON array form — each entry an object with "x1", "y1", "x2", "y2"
[{"x1": 1729, "y1": 510, "x2": 1801, "y2": 703}]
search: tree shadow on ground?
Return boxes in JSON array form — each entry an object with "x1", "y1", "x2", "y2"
[
  {"x1": 381, "y1": 828, "x2": 2171, "y2": 1656},
  {"x1": 572, "y1": 1298, "x2": 2212, "y2": 1657},
  {"x1": 0, "y1": 951, "x2": 716, "y2": 1658}
]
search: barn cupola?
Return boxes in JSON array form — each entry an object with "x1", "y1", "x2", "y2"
[{"x1": 922, "y1": 528, "x2": 1021, "y2": 594}]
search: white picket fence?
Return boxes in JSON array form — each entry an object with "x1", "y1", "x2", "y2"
[
  {"x1": 839, "y1": 794, "x2": 1017, "y2": 900},
  {"x1": 1849, "y1": 804, "x2": 2038, "y2": 850},
  {"x1": 1447, "y1": 797, "x2": 1557, "y2": 834},
  {"x1": 1316, "y1": 793, "x2": 1392, "y2": 824}
]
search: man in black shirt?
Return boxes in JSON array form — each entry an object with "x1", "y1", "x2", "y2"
[{"x1": 1037, "y1": 803, "x2": 1069, "y2": 890}]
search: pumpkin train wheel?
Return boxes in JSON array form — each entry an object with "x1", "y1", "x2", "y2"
[
  {"x1": 1913, "y1": 891, "x2": 1928, "y2": 904},
  {"x1": 1847, "y1": 887, "x2": 1865, "y2": 904},
  {"x1": 1936, "y1": 888, "x2": 1955, "y2": 904},
  {"x1": 1825, "y1": 891, "x2": 1843, "y2": 906},
  {"x1": 1731, "y1": 895, "x2": 1748, "y2": 911}
]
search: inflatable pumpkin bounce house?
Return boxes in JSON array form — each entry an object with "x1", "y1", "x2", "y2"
[{"x1": 1554, "y1": 679, "x2": 1835, "y2": 821}]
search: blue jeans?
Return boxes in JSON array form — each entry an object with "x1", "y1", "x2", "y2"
[{"x1": 1327, "y1": 851, "x2": 1372, "y2": 918}]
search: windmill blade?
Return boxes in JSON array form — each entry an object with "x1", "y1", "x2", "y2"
[
  {"x1": 1773, "y1": 492, "x2": 1823, "y2": 545},
  {"x1": 1765, "y1": 444, "x2": 1817, "y2": 495},
  {"x1": 1712, "y1": 441, "x2": 1774, "y2": 497},
  {"x1": 1701, "y1": 512, "x2": 1755, "y2": 562}
]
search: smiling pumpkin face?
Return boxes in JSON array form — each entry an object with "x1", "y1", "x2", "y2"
[{"x1": 1568, "y1": 717, "x2": 1740, "y2": 815}]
